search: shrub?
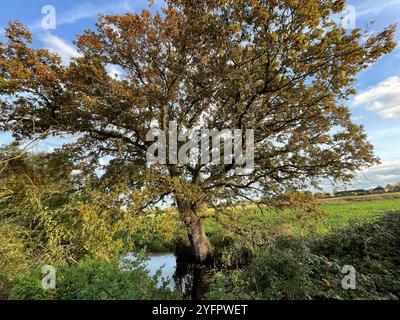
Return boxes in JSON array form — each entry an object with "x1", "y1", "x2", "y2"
[
  {"x1": 0, "y1": 223, "x2": 31, "y2": 299},
  {"x1": 10, "y1": 258, "x2": 180, "y2": 300},
  {"x1": 207, "y1": 212, "x2": 400, "y2": 300},
  {"x1": 206, "y1": 208, "x2": 277, "y2": 267},
  {"x1": 208, "y1": 238, "x2": 338, "y2": 300}
]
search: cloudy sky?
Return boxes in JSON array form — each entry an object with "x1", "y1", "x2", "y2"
[{"x1": 0, "y1": 0, "x2": 399, "y2": 191}]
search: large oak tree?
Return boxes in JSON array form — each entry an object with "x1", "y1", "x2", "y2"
[{"x1": 0, "y1": 0, "x2": 396, "y2": 263}]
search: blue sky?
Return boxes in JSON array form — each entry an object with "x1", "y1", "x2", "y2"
[{"x1": 0, "y1": 0, "x2": 400, "y2": 190}]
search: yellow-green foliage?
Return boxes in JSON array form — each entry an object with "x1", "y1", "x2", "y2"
[
  {"x1": 0, "y1": 147, "x2": 145, "y2": 295},
  {"x1": 0, "y1": 223, "x2": 30, "y2": 298},
  {"x1": 128, "y1": 209, "x2": 183, "y2": 252}
]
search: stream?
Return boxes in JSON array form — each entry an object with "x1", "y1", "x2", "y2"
[{"x1": 126, "y1": 252, "x2": 211, "y2": 300}]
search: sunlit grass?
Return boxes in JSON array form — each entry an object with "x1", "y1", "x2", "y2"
[
  {"x1": 204, "y1": 198, "x2": 400, "y2": 239},
  {"x1": 143, "y1": 198, "x2": 400, "y2": 251}
]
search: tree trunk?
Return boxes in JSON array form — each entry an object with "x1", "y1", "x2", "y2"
[
  {"x1": 187, "y1": 217, "x2": 214, "y2": 264},
  {"x1": 177, "y1": 200, "x2": 214, "y2": 264}
]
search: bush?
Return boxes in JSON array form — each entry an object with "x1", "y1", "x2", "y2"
[
  {"x1": 207, "y1": 238, "x2": 337, "y2": 300},
  {"x1": 207, "y1": 212, "x2": 400, "y2": 300},
  {"x1": 206, "y1": 208, "x2": 276, "y2": 267},
  {"x1": 0, "y1": 223, "x2": 31, "y2": 299},
  {"x1": 10, "y1": 258, "x2": 181, "y2": 300},
  {"x1": 129, "y1": 210, "x2": 184, "y2": 252}
]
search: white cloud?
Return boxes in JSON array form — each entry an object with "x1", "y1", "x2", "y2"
[
  {"x1": 357, "y1": 0, "x2": 400, "y2": 17},
  {"x1": 355, "y1": 161, "x2": 400, "y2": 186},
  {"x1": 368, "y1": 126, "x2": 400, "y2": 140},
  {"x1": 325, "y1": 161, "x2": 400, "y2": 192},
  {"x1": 57, "y1": 2, "x2": 125, "y2": 25},
  {"x1": 366, "y1": 161, "x2": 400, "y2": 173},
  {"x1": 40, "y1": 34, "x2": 124, "y2": 77},
  {"x1": 29, "y1": 1, "x2": 123, "y2": 30},
  {"x1": 29, "y1": 0, "x2": 163, "y2": 31},
  {"x1": 40, "y1": 33, "x2": 81, "y2": 64},
  {"x1": 352, "y1": 115, "x2": 364, "y2": 121},
  {"x1": 354, "y1": 76, "x2": 400, "y2": 119}
]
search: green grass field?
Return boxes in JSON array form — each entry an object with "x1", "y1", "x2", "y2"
[
  {"x1": 318, "y1": 199, "x2": 400, "y2": 232},
  {"x1": 204, "y1": 198, "x2": 400, "y2": 242},
  {"x1": 132, "y1": 197, "x2": 400, "y2": 252}
]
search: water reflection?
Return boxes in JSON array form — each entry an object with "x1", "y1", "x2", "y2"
[
  {"x1": 128, "y1": 252, "x2": 211, "y2": 300},
  {"x1": 174, "y1": 261, "x2": 211, "y2": 300}
]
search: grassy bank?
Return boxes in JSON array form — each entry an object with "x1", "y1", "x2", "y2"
[
  {"x1": 133, "y1": 198, "x2": 400, "y2": 253},
  {"x1": 200, "y1": 199, "x2": 398, "y2": 267},
  {"x1": 205, "y1": 198, "x2": 400, "y2": 240},
  {"x1": 206, "y1": 211, "x2": 400, "y2": 300}
]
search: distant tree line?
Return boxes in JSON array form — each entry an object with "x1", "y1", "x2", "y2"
[{"x1": 321, "y1": 183, "x2": 400, "y2": 198}]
